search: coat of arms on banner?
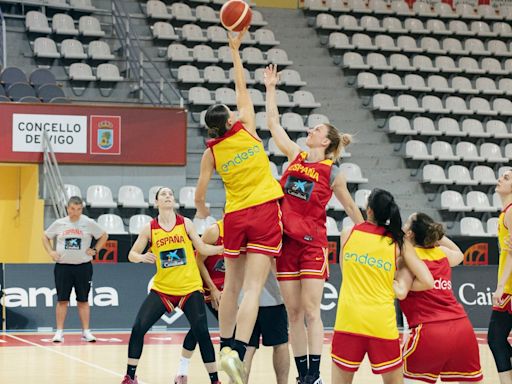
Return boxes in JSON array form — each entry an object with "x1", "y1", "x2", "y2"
[{"x1": 90, "y1": 115, "x2": 121, "y2": 155}]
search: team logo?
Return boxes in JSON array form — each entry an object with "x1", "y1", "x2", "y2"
[
  {"x1": 213, "y1": 259, "x2": 225, "y2": 273},
  {"x1": 463, "y1": 243, "x2": 488, "y2": 266},
  {"x1": 160, "y1": 248, "x2": 186, "y2": 268},
  {"x1": 284, "y1": 176, "x2": 314, "y2": 201},
  {"x1": 90, "y1": 115, "x2": 121, "y2": 155},
  {"x1": 64, "y1": 238, "x2": 81, "y2": 250},
  {"x1": 94, "y1": 240, "x2": 118, "y2": 263}
]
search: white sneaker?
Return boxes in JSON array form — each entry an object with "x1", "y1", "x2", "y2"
[
  {"x1": 52, "y1": 330, "x2": 64, "y2": 343},
  {"x1": 81, "y1": 329, "x2": 96, "y2": 342}
]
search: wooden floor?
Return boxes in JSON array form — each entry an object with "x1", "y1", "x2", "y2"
[{"x1": 0, "y1": 331, "x2": 501, "y2": 383}]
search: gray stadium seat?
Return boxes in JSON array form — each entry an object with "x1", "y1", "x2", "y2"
[
  {"x1": 431, "y1": 141, "x2": 459, "y2": 161},
  {"x1": 170, "y1": 3, "x2": 196, "y2": 23},
  {"x1": 188, "y1": 86, "x2": 214, "y2": 107},
  {"x1": 69, "y1": 62, "x2": 96, "y2": 81},
  {"x1": 203, "y1": 66, "x2": 229, "y2": 87},
  {"x1": 441, "y1": 190, "x2": 470, "y2": 212},
  {"x1": 405, "y1": 140, "x2": 434, "y2": 160},
  {"x1": 60, "y1": 39, "x2": 87, "y2": 60},
  {"x1": 177, "y1": 65, "x2": 203, "y2": 85},
  {"x1": 192, "y1": 44, "x2": 218, "y2": 64},
  {"x1": 52, "y1": 13, "x2": 79, "y2": 36},
  {"x1": 206, "y1": 26, "x2": 229, "y2": 45},
  {"x1": 473, "y1": 165, "x2": 498, "y2": 185},
  {"x1": 26, "y1": 11, "x2": 52, "y2": 35},
  {"x1": 1, "y1": 67, "x2": 28, "y2": 88},
  {"x1": 267, "y1": 48, "x2": 293, "y2": 66},
  {"x1": 293, "y1": 90, "x2": 320, "y2": 109},
  {"x1": 152, "y1": 22, "x2": 178, "y2": 41},
  {"x1": 37, "y1": 84, "x2": 65, "y2": 102},
  {"x1": 254, "y1": 29, "x2": 280, "y2": 47},
  {"x1": 30, "y1": 68, "x2": 57, "y2": 90},
  {"x1": 88, "y1": 40, "x2": 115, "y2": 61},
  {"x1": 96, "y1": 64, "x2": 124, "y2": 82},
  {"x1": 167, "y1": 43, "x2": 193, "y2": 64},
  {"x1": 434, "y1": 2, "x2": 458, "y2": 18},
  {"x1": 79, "y1": 16, "x2": 105, "y2": 38},
  {"x1": 196, "y1": 5, "x2": 218, "y2": 24},
  {"x1": 7, "y1": 83, "x2": 37, "y2": 102},
  {"x1": 33, "y1": 37, "x2": 61, "y2": 59},
  {"x1": 146, "y1": 0, "x2": 173, "y2": 20},
  {"x1": 181, "y1": 24, "x2": 208, "y2": 44}
]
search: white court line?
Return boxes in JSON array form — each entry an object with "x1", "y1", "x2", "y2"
[{"x1": 5, "y1": 334, "x2": 149, "y2": 384}]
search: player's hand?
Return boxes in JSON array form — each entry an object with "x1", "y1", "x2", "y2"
[
  {"x1": 195, "y1": 206, "x2": 210, "y2": 219},
  {"x1": 492, "y1": 285, "x2": 504, "y2": 307},
  {"x1": 49, "y1": 251, "x2": 61, "y2": 262},
  {"x1": 139, "y1": 252, "x2": 156, "y2": 264},
  {"x1": 85, "y1": 248, "x2": 97, "y2": 257},
  {"x1": 263, "y1": 64, "x2": 280, "y2": 89},
  {"x1": 211, "y1": 288, "x2": 222, "y2": 310},
  {"x1": 228, "y1": 26, "x2": 248, "y2": 51}
]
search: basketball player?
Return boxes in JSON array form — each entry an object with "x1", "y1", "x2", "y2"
[
  {"x1": 489, "y1": 169, "x2": 512, "y2": 384},
  {"x1": 397, "y1": 212, "x2": 483, "y2": 383},
  {"x1": 331, "y1": 189, "x2": 434, "y2": 384},
  {"x1": 194, "y1": 28, "x2": 284, "y2": 384},
  {"x1": 263, "y1": 64, "x2": 364, "y2": 384},
  {"x1": 121, "y1": 187, "x2": 223, "y2": 384}
]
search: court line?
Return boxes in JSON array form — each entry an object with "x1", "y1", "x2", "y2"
[{"x1": 5, "y1": 334, "x2": 149, "y2": 384}]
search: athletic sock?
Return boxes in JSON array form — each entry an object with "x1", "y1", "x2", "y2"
[
  {"x1": 177, "y1": 355, "x2": 190, "y2": 376},
  {"x1": 209, "y1": 372, "x2": 219, "y2": 383},
  {"x1": 231, "y1": 339, "x2": 248, "y2": 361},
  {"x1": 308, "y1": 355, "x2": 321, "y2": 379},
  {"x1": 127, "y1": 364, "x2": 137, "y2": 380},
  {"x1": 294, "y1": 355, "x2": 308, "y2": 378},
  {"x1": 220, "y1": 337, "x2": 233, "y2": 350}
]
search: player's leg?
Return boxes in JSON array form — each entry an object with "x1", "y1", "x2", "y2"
[
  {"x1": 53, "y1": 263, "x2": 72, "y2": 342},
  {"x1": 74, "y1": 262, "x2": 95, "y2": 341},
  {"x1": 488, "y1": 310, "x2": 512, "y2": 384}
]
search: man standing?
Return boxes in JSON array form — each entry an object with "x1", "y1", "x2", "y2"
[{"x1": 42, "y1": 196, "x2": 108, "y2": 343}]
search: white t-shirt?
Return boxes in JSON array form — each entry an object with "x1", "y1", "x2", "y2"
[{"x1": 45, "y1": 215, "x2": 105, "y2": 265}]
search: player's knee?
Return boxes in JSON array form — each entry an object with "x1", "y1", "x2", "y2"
[
  {"x1": 304, "y1": 306, "x2": 321, "y2": 324},
  {"x1": 285, "y1": 305, "x2": 303, "y2": 323}
]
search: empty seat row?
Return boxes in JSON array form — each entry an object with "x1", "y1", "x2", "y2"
[
  {"x1": 3, "y1": 0, "x2": 97, "y2": 12},
  {"x1": 0, "y1": 67, "x2": 57, "y2": 89},
  {"x1": 343, "y1": 52, "x2": 512, "y2": 75},
  {"x1": 329, "y1": 32, "x2": 512, "y2": 58},
  {"x1": 305, "y1": 0, "x2": 512, "y2": 21},
  {"x1": 357, "y1": 72, "x2": 512, "y2": 97},
  {"x1": 26, "y1": 12, "x2": 104, "y2": 37},
  {"x1": 422, "y1": 164, "x2": 511, "y2": 186},
  {"x1": 318, "y1": 14, "x2": 512, "y2": 37},
  {"x1": 441, "y1": 190, "x2": 501, "y2": 213},
  {"x1": 168, "y1": 44, "x2": 292, "y2": 67},
  {"x1": 375, "y1": 95, "x2": 512, "y2": 118},
  {"x1": 405, "y1": 139, "x2": 510, "y2": 164},
  {"x1": 460, "y1": 217, "x2": 499, "y2": 237},
  {"x1": 188, "y1": 86, "x2": 320, "y2": 110},
  {"x1": 34, "y1": 38, "x2": 114, "y2": 61},
  {"x1": 0, "y1": 82, "x2": 65, "y2": 102},
  {"x1": 68, "y1": 62, "x2": 123, "y2": 82}
]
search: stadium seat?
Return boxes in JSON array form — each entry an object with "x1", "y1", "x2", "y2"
[
  {"x1": 383, "y1": 17, "x2": 407, "y2": 33},
  {"x1": 26, "y1": 11, "x2": 52, "y2": 35},
  {"x1": 88, "y1": 40, "x2": 115, "y2": 61},
  {"x1": 1, "y1": 67, "x2": 28, "y2": 88},
  {"x1": 448, "y1": 165, "x2": 478, "y2": 186},
  {"x1": 86, "y1": 185, "x2": 117, "y2": 208},
  {"x1": 181, "y1": 24, "x2": 208, "y2": 44},
  {"x1": 70, "y1": 0, "x2": 97, "y2": 13},
  {"x1": 355, "y1": 189, "x2": 371, "y2": 209},
  {"x1": 188, "y1": 86, "x2": 214, "y2": 107},
  {"x1": 38, "y1": 84, "x2": 65, "y2": 103},
  {"x1": 170, "y1": 3, "x2": 196, "y2": 23},
  {"x1": 52, "y1": 14, "x2": 79, "y2": 37},
  {"x1": 405, "y1": 74, "x2": 430, "y2": 92},
  {"x1": 204, "y1": 66, "x2": 230, "y2": 87},
  {"x1": 440, "y1": 190, "x2": 471, "y2": 212},
  {"x1": 129, "y1": 215, "x2": 153, "y2": 235},
  {"x1": 79, "y1": 16, "x2": 105, "y2": 38},
  {"x1": 242, "y1": 47, "x2": 267, "y2": 66},
  {"x1": 461, "y1": 118, "x2": 491, "y2": 138},
  {"x1": 255, "y1": 111, "x2": 267, "y2": 131},
  {"x1": 196, "y1": 5, "x2": 218, "y2": 24},
  {"x1": 7, "y1": 83, "x2": 37, "y2": 102},
  {"x1": 254, "y1": 29, "x2": 280, "y2": 46},
  {"x1": 460, "y1": 217, "x2": 488, "y2": 236},
  {"x1": 96, "y1": 64, "x2": 124, "y2": 82},
  {"x1": 434, "y1": 2, "x2": 458, "y2": 18},
  {"x1": 382, "y1": 73, "x2": 408, "y2": 91},
  {"x1": 326, "y1": 216, "x2": 340, "y2": 236},
  {"x1": 487, "y1": 217, "x2": 499, "y2": 236},
  {"x1": 341, "y1": 216, "x2": 355, "y2": 232},
  {"x1": 146, "y1": 0, "x2": 173, "y2": 20},
  {"x1": 61, "y1": 39, "x2": 88, "y2": 60},
  {"x1": 97, "y1": 214, "x2": 127, "y2": 235},
  {"x1": 69, "y1": 63, "x2": 96, "y2": 81},
  {"x1": 64, "y1": 184, "x2": 82, "y2": 199},
  {"x1": 282, "y1": 112, "x2": 306, "y2": 132},
  {"x1": 179, "y1": 186, "x2": 204, "y2": 209},
  {"x1": 33, "y1": 37, "x2": 61, "y2": 60},
  {"x1": 455, "y1": 141, "x2": 483, "y2": 162},
  {"x1": 388, "y1": 115, "x2": 417, "y2": 135},
  {"x1": 30, "y1": 68, "x2": 57, "y2": 90},
  {"x1": 391, "y1": 0, "x2": 414, "y2": 16},
  {"x1": 339, "y1": 163, "x2": 368, "y2": 183},
  {"x1": 293, "y1": 90, "x2": 320, "y2": 109},
  {"x1": 480, "y1": 143, "x2": 507, "y2": 163},
  {"x1": 266, "y1": 48, "x2": 293, "y2": 66},
  {"x1": 327, "y1": 195, "x2": 345, "y2": 211},
  {"x1": 167, "y1": 43, "x2": 193, "y2": 64},
  {"x1": 215, "y1": 87, "x2": 237, "y2": 106},
  {"x1": 118, "y1": 185, "x2": 149, "y2": 208},
  {"x1": 473, "y1": 165, "x2": 498, "y2": 185},
  {"x1": 431, "y1": 141, "x2": 459, "y2": 161},
  {"x1": 423, "y1": 164, "x2": 452, "y2": 184},
  {"x1": 178, "y1": 65, "x2": 203, "y2": 85},
  {"x1": 192, "y1": 216, "x2": 217, "y2": 235},
  {"x1": 466, "y1": 191, "x2": 497, "y2": 212},
  {"x1": 437, "y1": 117, "x2": 465, "y2": 137},
  {"x1": 405, "y1": 140, "x2": 434, "y2": 161},
  {"x1": 269, "y1": 161, "x2": 280, "y2": 179},
  {"x1": 456, "y1": 3, "x2": 479, "y2": 19},
  {"x1": 268, "y1": 137, "x2": 285, "y2": 156},
  {"x1": 152, "y1": 22, "x2": 179, "y2": 41},
  {"x1": 193, "y1": 45, "x2": 218, "y2": 64},
  {"x1": 307, "y1": 113, "x2": 330, "y2": 128}
]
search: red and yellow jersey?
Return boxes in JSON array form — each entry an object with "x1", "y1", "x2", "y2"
[
  {"x1": 207, "y1": 121, "x2": 283, "y2": 213},
  {"x1": 498, "y1": 203, "x2": 512, "y2": 295},
  {"x1": 400, "y1": 246, "x2": 467, "y2": 327},
  {"x1": 335, "y1": 222, "x2": 398, "y2": 340},
  {"x1": 203, "y1": 220, "x2": 225, "y2": 293},
  {"x1": 150, "y1": 215, "x2": 202, "y2": 296},
  {"x1": 279, "y1": 151, "x2": 333, "y2": 246}
]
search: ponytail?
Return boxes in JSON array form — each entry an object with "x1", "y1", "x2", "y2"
[
  {"x1": 205, "y1": 104, "x2": 229, "y2": 138},
  {"x1": 410, "y1": 212, "x2": 444, "y2": 247},
  {"x1": 368, "y1": 188, "x2": 404, "y2": 249},
  {"x1": 324, "y1": 123, "x2": 353, "y2": 161}
]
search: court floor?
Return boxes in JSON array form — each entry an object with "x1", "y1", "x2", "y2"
[{"x1": 0, "y1": 331, "x2": 502, "y2": 383}]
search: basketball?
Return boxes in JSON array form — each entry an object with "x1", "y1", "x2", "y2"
[{"x1": 220, "y1": 0, "x2": 252, "y2": 32}]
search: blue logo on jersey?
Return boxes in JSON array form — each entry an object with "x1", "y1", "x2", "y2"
[
  {"x1": 160, "y1": 248, "x2": 186, "y2": 268},
  {"x1": 64, "y1": 238, "x2": 81, "y2": 250},
  {"x1": 343, "y1": 252, "x2": 393, "y2": 271},
  {"x1": 284, "y1": 175, "x2": 314, "y2": 201}
]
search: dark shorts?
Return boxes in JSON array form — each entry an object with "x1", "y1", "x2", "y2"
[
  {"x1": 54, "y1": 262, "x2": 93, "y2": 302},
  {"x1": 248, "y1": 304, "x2": 289, "y2": 348}
]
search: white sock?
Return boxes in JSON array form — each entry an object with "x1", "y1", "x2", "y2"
[
  {"x1": 83, "y1": 329, "x2": 91, "y2": 334},
  {"x1": 55, "y1": 329, "x2": 63, "y2": 334},
  {"x1": 177, "y1": 356, "x2": 190, "y2": 376}
]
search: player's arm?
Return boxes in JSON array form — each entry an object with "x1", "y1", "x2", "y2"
[
  {"x1": 195, "y1": 148, "x2": 214, "y2": 219},
  {"x1": 229, "y1": 27, "x2": 256, "y2": 134},
  {"x1": 438, "y1": 236, "x2": 464, "y2": 267},
  {"x1": 264, "y1": 64, "x2": 301, "y2": 161},
  {"x1": 402, "y1": 239, "x2": 435, "y2": 291},
  {"x1": 90, "y1": 232, "x2": 108, "y2": 256},
  {"x1": 338, "y1": 228, "x2": 351, "y2": 272},
  {"x1": 196, "y1": 224, "x2": 221, "y2": 292},
  {"x1": 185, "y1": 217, "x2": 223, "y2": 256},
  {"x1": 494, "y1": 209, "x2": 512, "y2": 306},
  {"x1": 42, "y1": 233, "x2": 60, "y2": 262},
  {"x1": 128, "y1": 225, "x2": 155, "y2": 263},
  {"x1": 332, "y1": 172, "x2": 364, "y2": 225}
]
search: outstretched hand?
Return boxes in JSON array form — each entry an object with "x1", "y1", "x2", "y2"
[
  {"x1": 263, "y1": 64, "x2": 280, "y2": 88},
  {"x1": 228, "y1": 27, "x2": 248, "y2": 51}
]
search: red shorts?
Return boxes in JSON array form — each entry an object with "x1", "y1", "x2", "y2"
[
  {"x1": 331, "y1": 331, "x2": 403, "y2": 374},
  {"x1": 276, "y1": 236, "x2": 329, "y2": 280},
  {"x1": 492, "y1": 293, "x2": 512, "y2": 314},
  {"x1": 223, "y1": 200, "x2": 282, "y2": 258},
  {"x1": 152, "y1": 289, "x2": 195, "y2": 313},
  {"x1": 402, "y1": 317, "x2": 483, "y2": 383}
]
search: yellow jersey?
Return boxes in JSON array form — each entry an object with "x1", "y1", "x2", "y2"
[
  {"x1": 150, "y1": 215, "x2": 203, "y2": 296},
  {"x1": 207, "y1": 121, "x2": 283, "y2": 213},
  {"x1": 497, "y1": 203, "x2": 512, "y2": 295},
  {"x1": 335, "y1": 222, "x2": 398, "y2": 340}
]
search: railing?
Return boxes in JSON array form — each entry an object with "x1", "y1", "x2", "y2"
[
  {"x1": 0, "y1": 8, "x2": 6, "y2": 68},
  {"x1": 42, "y1": 131, "x2": 67, "y2": 219},
  {"x1": 111, "y1": 0, "x2": 183, "y2": 106}
]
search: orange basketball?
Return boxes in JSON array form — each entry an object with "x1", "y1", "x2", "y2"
[{"x1": 220, "y1": 0, "x2": 252, "y2": 32}]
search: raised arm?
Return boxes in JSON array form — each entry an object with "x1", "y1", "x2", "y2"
[
  {"x1": 128, "y1": 224, "x2": 156, "y2": 264},
  {"x1": 494, "y1": 209, "x2": 512, "y2": 306},
  {"x1": 438, "y1": 235, "x2": 464, "y2": 267},
  {"x1": 402, "y1": 239, "x2": 435, "y2": 292},
  {"x1": 196, "y1": 223, "x2": 222, "y2": 309},
  {"x1": 228, "y1": 28, "x2": 256, "y2": 134},
  {"x1": 264, "y1": 64, "x2": 301, "y2": 161},
  {"x1": 185, "y1": 217, "x2": 223, "y2": 256},
  {"x1": 195, "y1": 148, "x2": 215, "y2": 219},
  {"x1": 331, "y1": 172, "x2": 364, "y2": 225}
]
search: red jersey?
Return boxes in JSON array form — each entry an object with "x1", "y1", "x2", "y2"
[
  {"x1": 279, "y1": 151, "x2": 333, "y2": 247},
  {"x1": 203, "y1": 221, "x2": 225, "y2": 292},
  {"x1": 399, "y1": 246, "x2": 467, "y2": 328}
]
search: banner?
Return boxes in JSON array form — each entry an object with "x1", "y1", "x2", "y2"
[
  {"x1": 1, "y1": 263, "x2": 498, "y2": 330},
  {"x1": 0, "y1": 103, "x2": 186, "y2": 165}
]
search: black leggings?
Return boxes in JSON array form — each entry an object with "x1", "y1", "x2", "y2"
[
  {"x1": 183, "y1": 302, "x2": 218, "y2": 352},
  {"x1": 128, "y1": 290, "x2": 215, "y2": 364},
  {"x1": 488, "y1": 310, "x2": 512, "y2": 372}
]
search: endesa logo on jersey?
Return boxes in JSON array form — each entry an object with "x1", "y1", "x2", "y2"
[
  {"x1": 343, "y1": 252, "x2": 393, "y2": 271},
  {"x1": 433, "y1": 278, "x2": 452, "y2": 290},
  {"x1": 220, "y1": 145, "x2": 260, "y2": 172}
]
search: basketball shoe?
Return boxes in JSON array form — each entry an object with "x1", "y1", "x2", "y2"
[
  {"x1": 81, "y1": 329, "x2": 97, "y2": 342},
  {"x1": 219, "y1": 347, "x2": 245, "y2": 384},
  {"x1": 304, "y1": 375, "x2": 323, "y2": 384},
  {"x1": 121, "y1": 375, "x2": 138, "y2": 384}
]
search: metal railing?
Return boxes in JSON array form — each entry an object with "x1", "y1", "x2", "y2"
[
  {"x1": 42, "y1": 131, "x2": 67, "y2": 219},
  {"x1": 0, "y1": 8, "x2": 6, "y2": 68},
  {"x1": 111, "y1": 0, "x2": 183, "y2": 106}
]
